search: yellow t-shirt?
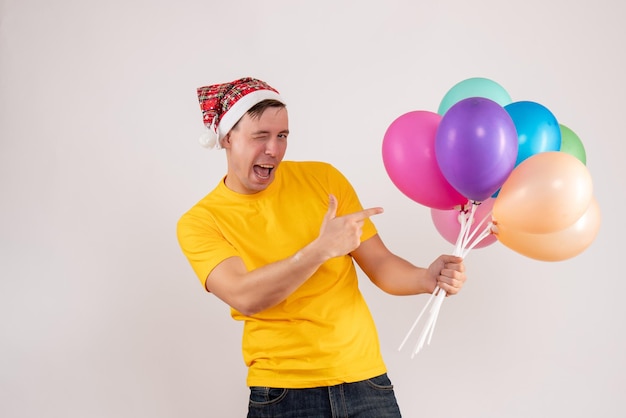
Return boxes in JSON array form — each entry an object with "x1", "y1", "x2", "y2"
[{"x1": 177, "y1": 161, "x2": 387, "y2": 388}]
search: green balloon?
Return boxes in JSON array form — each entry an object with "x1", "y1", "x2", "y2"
[
  {"x1": 559, "y1": 124, "x2": 587, "y2": 165},
  {"x1": 437, "y1": 77, "x2": 512, "y2": 115}
]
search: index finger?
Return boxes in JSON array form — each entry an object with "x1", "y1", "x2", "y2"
[{"x1": 347, "y1": 207, "x2": 384, "y2": 221}]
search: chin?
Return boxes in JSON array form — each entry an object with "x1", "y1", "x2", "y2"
[{"x1": 245, "y1": 180, "x2": 272, "y2": 194}]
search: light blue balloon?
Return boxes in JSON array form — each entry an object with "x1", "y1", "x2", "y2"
[
  {"x1": 504, "y1": 101, "x2": 562, "y2": 167},
  {"x1": 438, "y1": 77, "x2": 512, "y2": 115}
]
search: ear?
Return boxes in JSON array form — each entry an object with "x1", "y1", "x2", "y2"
[{"x1": 222, "y1": 133, "x2": 232, "y2": 148}]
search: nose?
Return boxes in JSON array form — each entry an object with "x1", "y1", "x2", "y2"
[{"x1": 264, "y1": 137, "x2": 280, "y2": 156}]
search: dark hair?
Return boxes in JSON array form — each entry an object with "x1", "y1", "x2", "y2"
[
  {"x1": 247, "y1": 99, "x2": 286, "y2": 118},
  {"x1": 231, "y1": 99, "x2": 286, "y2": 131}
]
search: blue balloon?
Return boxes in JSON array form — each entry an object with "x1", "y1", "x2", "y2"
[{"x1": 504, "y1": 101, "x2": 561, "y2": 166}]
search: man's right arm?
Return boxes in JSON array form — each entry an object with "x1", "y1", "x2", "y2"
[{"x1": 205, "y1": 194, "x2": 383, "y2": 316}]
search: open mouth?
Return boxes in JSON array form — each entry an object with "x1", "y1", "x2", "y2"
[{"x1": 253, "y1": 164, "x2": 274, "y2": 179}]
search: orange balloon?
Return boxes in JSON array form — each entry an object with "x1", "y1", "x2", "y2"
[
  {"x1": 493, "y1": 151, "x2": 593, "y2": 234},
  {"x1": 493, "y1": 197, "x2": 601, "y2": 261}
]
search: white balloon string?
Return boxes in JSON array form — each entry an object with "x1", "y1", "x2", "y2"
[
  {"x1": 462, "y1": 208, "x2": 492, "y2": 251},
  {"x1": 398, "y1": 286, "x2": 439, "y2": 351},
  {"x1": 426, "y1": 289, "x2": 447, "y2": 345},
  {"x1": 412, "y1": 288, "x2": 446, "y2": 357},
  {"x1": 462, "y1": 223, "x2": 494, "y2": 258},
  {"x1": 454, "y1": 206, "x2": 471, "y2": 257},
  {"x1": 461, "y1": 202, "x2": 479, "y2": 251},
  {"x1": 454, "y1": 217, "x2": 466, "y2": 256}
]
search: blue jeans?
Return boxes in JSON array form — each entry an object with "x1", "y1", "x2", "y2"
[{"x1": 247, "y1": 373, "x2": 402, "y2": 417}]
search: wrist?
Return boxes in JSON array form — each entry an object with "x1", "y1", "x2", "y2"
[{"x1": 295, "y1": 239, "x2": 330, "y2": 266}]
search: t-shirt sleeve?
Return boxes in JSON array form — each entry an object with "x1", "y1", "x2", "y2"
[
  {"x1": 326, "y1": 164, "x2": 378, "y2": 242},
  {"x1": 176, "y1": 209, "x2": 240, "y2": 290}
]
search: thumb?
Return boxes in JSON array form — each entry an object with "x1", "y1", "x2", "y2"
[{"x1": 325, "y1": 194, "x2": 338, "y2": 220}]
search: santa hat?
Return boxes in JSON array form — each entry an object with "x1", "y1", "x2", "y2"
[{"x1": 196, "y1": 77, "x2": 284, "y2": 149}]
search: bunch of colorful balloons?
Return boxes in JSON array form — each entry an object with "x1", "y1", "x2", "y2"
[
  {"x1": 385, "y1": 77, "x2": 600, "y2": 356},
  {"x1": 382, "y1": 76, "x2": 599, "y2": 262}
]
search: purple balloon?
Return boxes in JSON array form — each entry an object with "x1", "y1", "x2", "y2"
[{"x1": 435, "y1": 97, "x2": 518, "y2": 202}]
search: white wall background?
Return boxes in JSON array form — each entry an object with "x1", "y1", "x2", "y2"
[{"x1": 2, "y1": 1, "x2": 625, "y2": 417}]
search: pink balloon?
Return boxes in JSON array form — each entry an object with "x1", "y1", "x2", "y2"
[
  {"x1": 382, "y1": 111, "x2": 466, "y2": 209},
  {"x1": 431, "y1": 198, "x2": 497, "y2": 249}
]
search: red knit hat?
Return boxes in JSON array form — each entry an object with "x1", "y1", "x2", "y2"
[{"x1": 197, "y1": 77, "x2": 284, "y2": 149}]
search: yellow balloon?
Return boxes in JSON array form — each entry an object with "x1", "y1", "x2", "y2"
[
  {"x1": 493, "y1": 152, "x2": 593, "y2": 234},
  {"x1": 493, "y1": 197, "x2": 601, "y2": 261}
]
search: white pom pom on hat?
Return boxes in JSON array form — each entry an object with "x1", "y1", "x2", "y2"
[
  {"x1": 196, "y1": 77, "x2": 284, "y2": 150},
  {"x1": 198, "y1": 124, "x2": 218, "y2": 149}
]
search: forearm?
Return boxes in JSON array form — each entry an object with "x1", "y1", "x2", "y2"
[
  {"x1": 367, "y1": 254, "x2": 436, "y2": 296},
  {"x1": 352, "y1": 234, "x2": 437, "y2": 296},
  {"x1": 208, "y1": 239, "x2": 329, "y2": 316}
]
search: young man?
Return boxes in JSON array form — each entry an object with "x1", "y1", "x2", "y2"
[{"x1": 177, "y1": 77, "x2": 466, "y2": 417}]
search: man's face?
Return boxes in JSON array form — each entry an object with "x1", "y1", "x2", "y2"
[{"x1": 222, "y1": 106, "x2": 289, "y2": 194}]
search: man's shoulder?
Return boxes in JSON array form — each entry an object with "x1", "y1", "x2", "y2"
[
  {"x1": 177, "y1": 183, "x2": 223, "y2": 224},
  {"x1": 281, "y1": 160, "x2": 337, "y2": 173}
]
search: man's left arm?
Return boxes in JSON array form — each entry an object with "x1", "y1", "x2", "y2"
[{"x1": 351, "y1": 234, "x2": 466, "y2": 296}]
